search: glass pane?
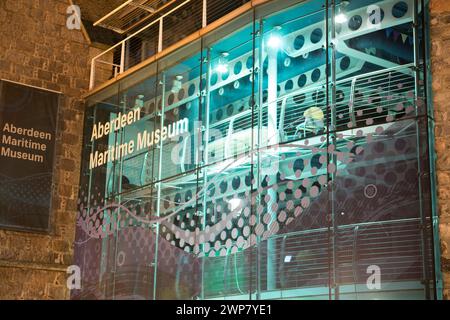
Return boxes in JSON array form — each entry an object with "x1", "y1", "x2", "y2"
[
  {"x1": 330, "y1": 0, "x2": 435, "y2": 300},
  {"x1": 158, "y1": 45, "x2": 203, "y2": 182},
  {"x1": 155, "y1": 171, "x2": 201, "y2": 299},
  {"x1": 257, "y1": 0, "x2": 331, "y2": 299},
  {"x1": 117, "y1": 65, "x2": 159, "y2": 194},
  {"x1": 201, "y1": 14, "x2": 258, "y2": 299}
]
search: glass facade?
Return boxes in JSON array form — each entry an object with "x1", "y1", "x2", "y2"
[{"x1": 74, "y1": 0, "x2": 441, "y2": 299}]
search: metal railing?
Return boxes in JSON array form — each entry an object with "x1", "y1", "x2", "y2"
[
  {"x1": 203, "y1": 217, "x2": 434, "y2": 299},
  {"x1": 89, "y1": 0, "x2": 251, "y2": 90}
]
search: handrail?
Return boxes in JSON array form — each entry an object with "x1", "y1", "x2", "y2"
[
  {"x1": 91, "y1": 0, "x2": 192, "y2": 62},
  {"x1": 89, "y1": 0, "x2": 263, "y2": 91},
  {"x1": 268, "y1": 217, "x2": 424, "y2": 240}
]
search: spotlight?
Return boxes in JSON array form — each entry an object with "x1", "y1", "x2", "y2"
[
  {"x1": 335, "y1": 1, "x2": 350, "y2": 24},
  {"x1": 216, "y1": 52, "x2": 229, "y2": 74},
  {"x1": 216, "y1": 63, "x2": 228, "y2": 74},
  {"x1": 335, "y1": 13, "x2": 348, "y2": 24},
  {"x1": 267, "y1": 34, "x2": 283, "y2": 49},
  {"x1": 267, "y1": 26, "x2": 283, "y2": 49}
]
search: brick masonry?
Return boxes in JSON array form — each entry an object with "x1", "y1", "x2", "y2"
[
  {"x1": 0, "y1": 0, "x2": 91, "y2": 299},
  {"x1": 431, "y1": 0, "x2": 450, "y2": 300}
]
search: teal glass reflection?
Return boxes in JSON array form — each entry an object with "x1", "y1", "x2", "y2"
[{"x1": 74, "y1": 0, "x2": 439, "y2": 300}]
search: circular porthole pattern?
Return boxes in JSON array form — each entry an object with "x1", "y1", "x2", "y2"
[
  {"x1": 216, "y1": 109, "x2": 223, "y2": 121},
  {"x1": 285, "y1": 79, "x2": 294, "y2": 91},
  {"x1": 369, "y1": 8, "x2": 385, "y2": 25},
  {"x1": 298, "y1": 74, "x2": 307, "y2": 87},
  {"x1": 340, "y1": 56, "x2": 351, "y2": 71},
  {"x1": 177, "y1": 88, "x2": 185, "y2": 101},
  {"x1": 210, "y1": 73, "x2": 218, "y2": 86},
  {"x1": 373, "y1": 141, "x2": 385, "y2": 154},
  {"x1": 293, "y1": 159, "x2": 305, "y2": 173},
  {"x1": 311, "y1": 154, "x2": 323, "y2": 169},
  {"x1": 232, "y1": 176, "x2": 241, "y2": 190},
  {"x1": 311, "y1": 68, "x2": 321, "y2": 82},
  {"x1": 221, "y1": 70, "x2": 229, "y2": 81},
  {"x1": 392, "y1": 1, "x2": 408, "y2": 18},
  {"x1": 234, "y1": 61, "x2": 242, "y2": 75},
  {"x1": 294, "y1": 35, "x2": 305, "y2": 50},
  {"x1": 188, "y1": 83, "x2": 196, "y2": 96},
  {"x1": 348, "y1": 15, "x2": 363, "y2": 31},
  {"x1": 168, "y1": 93, "x2": 175, "y2": 105},
  {"x1": 220, "y1": 181, "x2": 228, "y2": 194},
  {"x1": 226, "y1": 104, "x2": 234, "y2": 117},
  {"x1": 246, "y1": 56, "x2": 254, "y2": 69},
  {"x1": 310, "y1": 28, "x2": 323, "y2": 44}
]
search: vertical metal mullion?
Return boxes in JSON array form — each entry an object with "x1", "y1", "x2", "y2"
[
  {"x1": 325, "y1": 0, "x2": 332, "y2": 301},
  {"x1": 201, "y1": 46, "x2": 212, "y2": 300},
  {"x1": 149, "y1": 66, "x2": 160, "y2": 299},
  {"x1": 419, "y1": 0, "x2": 442, "y2": 300},
  {"x1": 412, "y1": 0, "x2": 431, "y2": 300},
  {"x1": 249, "y1": 9, "x2": 258, "y2": 301},
  {"x1": 153, "y1": 71, "x2": 166, "y2": 300},
  {"x1": 325, "y1": 0, "x2": 338, "y2": 301},
  {"x1": 111, "y1": 86, "x2": 126, "y2": 300},
  {"x1": 255, "y1": 17, "x2": 265, "y2": 301},
  {"x1": 330, "y1": 0, "x2": 338, "y2": 301},
  {"x1": 417, "y1": 0, "x2": 441, "y2": 300}
]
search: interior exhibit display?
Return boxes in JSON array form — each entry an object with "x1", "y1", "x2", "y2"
[{"x1": 74, "y1": 0, "x2": 441, "y2": 300}]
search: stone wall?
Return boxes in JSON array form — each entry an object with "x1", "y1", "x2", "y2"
[
  {"x1": 0, "y1": 0, "x2": 90, "y2": 299},
  {"x1": 430, "y1": 0, "x2": 450, "y2": 301}
]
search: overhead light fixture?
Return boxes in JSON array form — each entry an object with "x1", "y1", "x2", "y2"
[
  {"x1": 267, "y1": 26, "x2": 283, "y2": 50},
  {"x1": 335, "y1": 1, "x2": 350, "y2": 24},
  {"x1": 216, "y1": 52, "x2": 229, "y2": 74},
  {"x1": 335, "y1": 13, "x2": 348, "y2": 24},
  {"x1": 216, "y1": 63, "x2": 228, "y2": 74}
]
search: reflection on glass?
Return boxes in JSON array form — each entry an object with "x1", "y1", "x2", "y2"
[{"x1": 74, "y1": 0, "x2": 438, "y2": 300}]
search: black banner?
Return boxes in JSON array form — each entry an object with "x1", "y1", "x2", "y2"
[{"x1": 0, "y1": 80, "x2": 59, "y2": 232}]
